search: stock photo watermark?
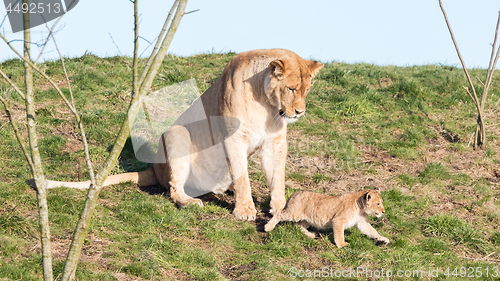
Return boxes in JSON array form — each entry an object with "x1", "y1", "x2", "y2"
[
  {"x1": 3, "y1": 0, "x2": 78, "y2": 32},
  {"x1": 289, "y1": 266, "x2": 499, "y2": 279}
]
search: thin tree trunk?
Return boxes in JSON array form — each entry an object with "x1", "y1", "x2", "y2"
[
  {"x1": 22, "y1": 1, "x2": 54, "y2": 279},
  {"x1": 439, "y1": 0, "x2": 487, "y2": 148},
  {"x1": 60, "y1": 1, "x2": 188, "y2": 279}
]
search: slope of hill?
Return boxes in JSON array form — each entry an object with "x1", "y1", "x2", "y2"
[{"x1": 0, "y1": 52, "x2": 499, "y2": 280}]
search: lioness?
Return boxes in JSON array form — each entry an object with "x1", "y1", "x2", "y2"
[
  {"x1": 264, "y1": 189, "x2": 389, "y2": 248},
  {"x1": 47, "y1": 49, "x2": 323, "y2": 221}
]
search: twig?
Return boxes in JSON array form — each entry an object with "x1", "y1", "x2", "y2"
[
  {"x1": 184, "y1": 9, "x2": 200, "y2": 15},
  {"x1": 459, "y1": 254, "x2": 500, "y2": 263},
  {"x1": 467, "y1": 132, "x2": 475, "y2": 147},
  {"x1": 47, "y1": 20, "x2": 96, "y2": 186},
  {"x1": 108, "y1": 32, "x2": 122, "y2": 56},
  {"x1": 486, "y1": 122, "x2": 500, "y2": 127},
  {"x1": 0, "y1": 93, "x2": 35, "y2": 172},
  {"x1": 34, "y1": 12, "x2": 66, "y2": 65},
  {"x1": 319, "y1": 233, "x2": 336, "y2": 252},
  {"x1": 0, "y1": 68, "x2": 26, "y2": 100},
  {"x1": 0, "y1": 32, "x2": 77, "y2": 115},
  {"x1": 463, "y1": 87, "x2": 481, "y2": 115},
  {"x1": 475, "y1": 76, "x2": 485, "y2": 87}
]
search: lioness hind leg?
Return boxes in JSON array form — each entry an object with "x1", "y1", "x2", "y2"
[{"x1": 159, "y1": 126, "x2": 203, "y2": 208}]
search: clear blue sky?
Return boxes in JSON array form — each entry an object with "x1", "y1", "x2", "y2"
[{"x1": 1, "y1": 0, "x2": 499, "y2": 68}]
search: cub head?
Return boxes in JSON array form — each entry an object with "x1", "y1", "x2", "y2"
[
  {"x1": 361, "y1": 189, "x2": 385, "y2": 218},
  {"x1": 265, "y1": 57, "x2": 323, "y2": 123}
]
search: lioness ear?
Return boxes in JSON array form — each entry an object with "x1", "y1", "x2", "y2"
[
  {"x1": 307, "y1": 60, "x2": 324, "y2": 78},
  {"x1": 269, "y1": 60, "x2": 285, "y2": 79}
]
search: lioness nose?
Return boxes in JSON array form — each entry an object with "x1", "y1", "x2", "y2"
[{"x1": 295, "y1": 109, "x2": 304, "y2": 115}]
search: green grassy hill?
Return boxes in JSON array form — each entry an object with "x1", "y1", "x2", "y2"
[{"x1": 0, "y1": 52, "x2": 499, "y2": 280}]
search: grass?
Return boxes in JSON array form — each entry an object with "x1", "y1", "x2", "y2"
[{"x1": 1, "y1": 53, "x2": 500, "y2": 280}]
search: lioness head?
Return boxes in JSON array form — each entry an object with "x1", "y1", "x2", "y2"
[
  {"x1": 361, "y1": 189, "x2": 385, "y2": 218},
  {"x1": 265, "y1": 56, "x2": 324, "y2": 123}
]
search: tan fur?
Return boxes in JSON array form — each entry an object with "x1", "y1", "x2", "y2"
[
  {"x1": 264, "y1": 189, "x2": 389, "y2": 248},
  {"x1": 47, "y1": 49, "x2": 323, "y2": 221}
]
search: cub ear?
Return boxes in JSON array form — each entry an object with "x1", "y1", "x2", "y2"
[
  {"x1": 365, "y1": 192, "x2": 372, "y2": 201},
  {"x1": 307, "y1": 60, "x2": 324, "y2": 78},
  {"x1": 269, "y1": 60, "x2": 285, "y2": 79}
]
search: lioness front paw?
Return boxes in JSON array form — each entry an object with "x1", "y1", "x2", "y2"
[
  {"x1": 177, "y1": 198, "x2": 203, "y2": 208},
  {"x1": 233, "y1": 202, "x2": 257, "y2": 221},
  {"x1": 269, "y1": 199, "x2": 286, "y2": 216},
  {"x1": 377, "y1": 236, "x2": 390, "y2": 245}
]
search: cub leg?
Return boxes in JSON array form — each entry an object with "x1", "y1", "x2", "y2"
[
  {"x1": 356, "y1": 220, "x2": 389, "y2": 245},
  {"x1": 298, "y1": 221, "x2": 317, "y2": 239},
  {"x1": 264, "y1": 212, "x2": 281, "y2": 232},
  {"x1": 332, "y1": 218, "x2": 348, "y2": 248},
  {"x1": 157, "y1": 125, "x2": 202, "y2": 208},
  {"x1": 260, "y1": 133, "x2": 287, "y2": 215},
  {"x1": 224, "y1": 140, "x2": 256, "y2": 220}
]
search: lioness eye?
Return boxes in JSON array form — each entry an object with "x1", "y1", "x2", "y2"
[
  {"x1": 288, "y1": 87, "x2": 296, "y2": 93},
  {"x1": 377, "y1": 203, "x2": 380, "y2": 206}
]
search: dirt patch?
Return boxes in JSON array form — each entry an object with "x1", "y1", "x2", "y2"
[
  {"x1": 113, "y1": 273, "x2": 149, "y2": 281},
  {"x1": 37, "y1": 79, "x2": 69, "y2": 91},
  {"x1": 219, "y1": 262, "x2": 257, "y2": 280},
  {"x1": 157, "y1": 267, "x2": 192, "y2": 280},
  {"x1": 379, "y1": 78, "x2": 392, "y2": 88},
  {"x1": 28, "y1": 235, "x2": 111, "y2": 265}
]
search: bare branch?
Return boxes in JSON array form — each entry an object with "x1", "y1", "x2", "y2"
[
  {"x1": 438, "y1": 0, "x2": 479, "y2": 102},
  {"x1": 481, "y1": 11, "x2": 500, "y2": 112},
  {"x1": 21, "y1": 3, "x2": 53, "y2": 279},
  {"x1": 48, "y1": 25, "x2": 96, "y2": 187},
  {"x1": 138, "y1": 0, "x2": 179, "y2": 87},
  {"x1": 34, "y1": 13, "x2": 66, "y2": 65},
  {"x1": 439, "y1": 0, "x2": 488, "y2": 148}
]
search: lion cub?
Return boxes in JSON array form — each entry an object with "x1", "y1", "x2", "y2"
[{"x1": 264, "y1": 189, "x2": 389, "y2": 248}]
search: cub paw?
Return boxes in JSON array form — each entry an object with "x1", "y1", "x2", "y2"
[
  {"x1": 233, "y1": 202, "x2": 257, "y2": 221},
  {"x1": 377, "y1": 236, "x2": 390, "y2": 245},
  {"x1": 304, "y1": 231, "x2": 317, "y2": 239},
  {"x1": 264, "y1": 222, "x2": 274, "y2": 232}
]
